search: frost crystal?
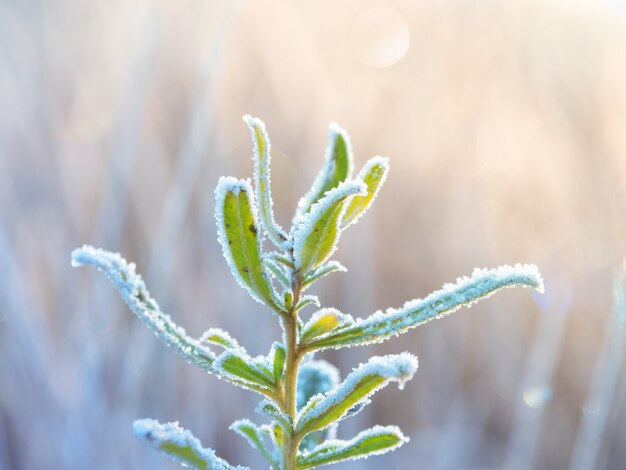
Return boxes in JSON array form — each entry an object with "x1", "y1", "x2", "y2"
[
  {"x1": 306, "y1": 263, "x2": 544, "y2": 351},
  {"x1": 244, "y1": 115, "x2": 289, "y2": 249},
  {"x1": 295, "y1": 122, "x2": 354, "y2": 221},
  {"x1": 296, "y1": 353, "x2": 418, "y2": 434},
  {"x1": 292, "y1": 179, "x2": 366, "y2": 273},
  {"x1": 71, "y1": 246, "x2": 216, "y2": 371},
  {"x1": 133, "y1": 419, "x2": 246, "y2": 470}
]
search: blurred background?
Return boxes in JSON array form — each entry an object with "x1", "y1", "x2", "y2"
[{"x1": 2, "y1": 0, "x2": 626, "y2": 468}]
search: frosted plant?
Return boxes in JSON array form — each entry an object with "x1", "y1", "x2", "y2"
[{"x1": 72, "y1": 115, "x2": 544, "y2": 469}]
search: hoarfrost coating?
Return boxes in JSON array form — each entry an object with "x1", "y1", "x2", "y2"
[
  {"x1": 295, "y1": 353, "x2": 419, "y2": 434},
  {"x1": 243, "y1": 115, "x2": 289, "y2": 249},
  {"x1": 133, "y1": 419, "x2": 247, "y2": 470},
  {"x1": 295, "y1": 121, "x2": 354, "y2": 220},
  {"x1": 304, "y1": 263, "x2": 544, "y2": 351}
]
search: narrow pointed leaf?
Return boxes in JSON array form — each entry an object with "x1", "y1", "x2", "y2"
[
  {"x1": 256, "y1": 400, "x2": 291, "y2": 431},
  {"x1": 295, "y1": 295, "x2": 320, "y2": 312},
  {"x1": 267, "y1": 251, "x2": 295, "y2": 269},
  {"x1": 215, "y1": 177, "x2": 283, "y2": 313},
  {"x1": 230, "y1": 419, "x2": 278, "y2": 469},
  {"x1": 293, "y1": 180, "x2": 366, "y2": 274},
  {"x1": 296, "y1": 123, "x2": 354, "y2": 217},
  {"x1": 270, "y1": 342, "x2": 286, "y2": 382},
  {"x1": 341, "y1": 156, "x2": 389, "y2": 229},
  {"x1": 133, "y1": 419, "x2": 247, "y2": 470},
  {"x1": 244, "y1": 115, "x2": 289, "y2": 248},
  {"x1": 296, "y1": 354, "x2": 418, "y2": 437},
  {"x1": 71, "y1": 246, "x2": 216, "y2": 371},
  {"x1": 305, "y1": 264, "x2": 545, "y2": 352},
  {"x1": 265, "y1": 258, "x2": 291, "y2": 288},
  {"x1": 296, "y1": 425, "x2": 408, "y2": 469},
  {"x1": 300, "y1": 310, "x2": 347, "y2": 344},
  {"x1": 215, "y1": 350, "x2": 276, "y2": 390},
  {"x1": 200, "y1": 328, "x2": 240, "y2": 350},
  {"x1": 302, "y1": 261, "x2": 347, "y2": 290}
]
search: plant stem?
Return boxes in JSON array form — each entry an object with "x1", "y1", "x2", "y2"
[{"x1": 282, "y1": 273, "x2": 303, "y2": 470}]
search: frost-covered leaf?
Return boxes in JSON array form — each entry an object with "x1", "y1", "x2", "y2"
[
  {"x1": 215, "y1": 350, "x2": 276, "y2": 391},
  {"x1": 300, "y1": 310, "x2": 351, "y2": 346},
  {"x1": 71, "y1": 246, "x2": 216, "y2": 372},
  {"x1": 340, "y1": 156, "x2": 389, "y2": 229},
  {"x1": 267, "y1": 251, "x2": 294, "y2": 269},
  {"x1": 295, "y1": 295, "x2": 320, "y2": 312},
  {"x1": 296, "y1": 425, "x2": 408, "y2": 469},
  {"x1": 292, "y1": 180, "x2": 366, "y2": 274},
  {"x1": 302, "y1": 261, "x2": 347, "y2": 290},
  {"x1": 269, "y1": 342, "x2": 286, "y2": 382},
  {"x1": 295, "y1": 354, "x2": 418, "y2": 437},
  {"x1": 304, "y1": 264, "x2": 545, "y2": 352},
  {"x1": 200, "y1": 328, "x2": 240, "y2": 350},
  {"x1": 265, "y1": 258, "x2": 291, "y2": 289},
  {"x1": 215, "y1": 177, "x2": 283, "y2": 313},
  {"x1": 244, "y1": 115, "x2": 289, "y2": 249},
  {"x1": 230, "y1": 419, "x2": 278, "y2": 469},
  {"x1": 297, "y1": 360, "x2": 341, "y2": 452},
  {"x1": 296, "y1": 123, "x2": 354, "y2": 218},
  {"x1": 256, "y1": 400, "x2": 291, "y2": 431},
  {"x1": 133, "y1": 419, "x2": 247, "y2": 470},
  {"x1": 72, "y1": 247, "x2": 282, "y2": 399}
]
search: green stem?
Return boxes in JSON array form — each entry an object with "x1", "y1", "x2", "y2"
[{"x1": 282, "y1": 270, "x2": 303, "y2": 470}]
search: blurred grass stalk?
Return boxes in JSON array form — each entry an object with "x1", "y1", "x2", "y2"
[
  {"x1": 505, "y1": 275, "x2": 570, "y2": 469},
  {"x1": 569, "y1": 270, "x2": 626, "y2": 470}
]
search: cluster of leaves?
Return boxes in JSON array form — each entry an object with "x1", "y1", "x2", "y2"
[{"x1": 72, "y1": 115, "x2": 544, "y2": 469}]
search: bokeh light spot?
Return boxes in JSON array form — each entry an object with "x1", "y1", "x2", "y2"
[{"x1": 351, "y1": 7, "x2": 410, "y2": 68}]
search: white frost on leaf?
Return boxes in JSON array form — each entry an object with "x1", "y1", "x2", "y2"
[
  {"x1": 340, "y1": 156, "x2": 390, "y2": 230},
  {"x1": 302, "y1": 261, "x2": 347, "y2": 290},
  {"x1": 200, "y1": 328, "x2": 241, "y2": 350},
  {"x1": 243, "y1": 115, "x2": 290, "y2": 249},
  {"x1": 306, "y1": 263, "x2": 545, "y2": 351},
  {"x1": 295, "y1": 353, "x2": 418, "y2": 435},
  {"x1": 229, "y1": 419, "x2": 278, "y2": 469},
  {"x1": 71, "y1": 246, "x2": 216, "y2": 372},
  {"x1": 133, "y1": 418, "x2": 247, "y2": 470},
  {"x1": 256, "y1": 399, "x2": 291, "y2": 431},
  {"x1": 214, "y1": 176, "x2": 283, "y2": 313},
  {"x1": 292, "y1": 180, "x2": 366, "y2": 273},
  {"x1": 294, "y1": 122, "x2": 354, "y2": 221},
  {"x1": 297, "y1": 425, "x2": 408, "y2": 468}
]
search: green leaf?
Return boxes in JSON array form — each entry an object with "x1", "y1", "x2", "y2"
[
  {"x1": 304, "y1": 264, "x2": 545, "y2": 352},
  {"x1": 71, "y1": 246, "x2": 216, "y2": 372},
  {"x1": 265, "y1": 258, "x2": 291, "y2": 288},
  {"x1": 133, "y1": 419, "x2": 247, "y2": 470},
  {"x1": 292, "y1": 180, "x2": 366, "y2": 274},
  {"x1": 297, "y1": 123, "x2": 354, "y2": 216},
  {"x1": 300, "y1": 310, "x2": 345, "y2": 344},
  {"x1": 302, "y1": 261, "x2": 347, "y2": 290},
  {"x1": 215, "y1": 351, "x2": 276, "y2": 390},
  {"x1": 295, "y1": 354, "x2": 418, "y2": 437},
  {"x1": 200, "y1": 328, "x2": 240, "y2": 350},
  {"x1": 256, "y1": 400, "x2": 292, "y2": 431},
  {"x1": 295, "y1": 295, "x2": 320, "y2": 312},
  {"x1": 271, "y1": 342, "x2": 286, "y2": 382},
  {"x1": 244, "y1": 115, "x2": 289, "y2": 248},
  {"x1": 341, "y1": 156, "x2": 389, "y2": 229},
  {"x1": 215, "y1": 177, "x2": 284, "y2": 313},
  {"x1": 230, "y1": 419, "x2": 278, "y2": 469},
  {"x1": 296, "y1": 425, "x2": 408, "y2": 469}
]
